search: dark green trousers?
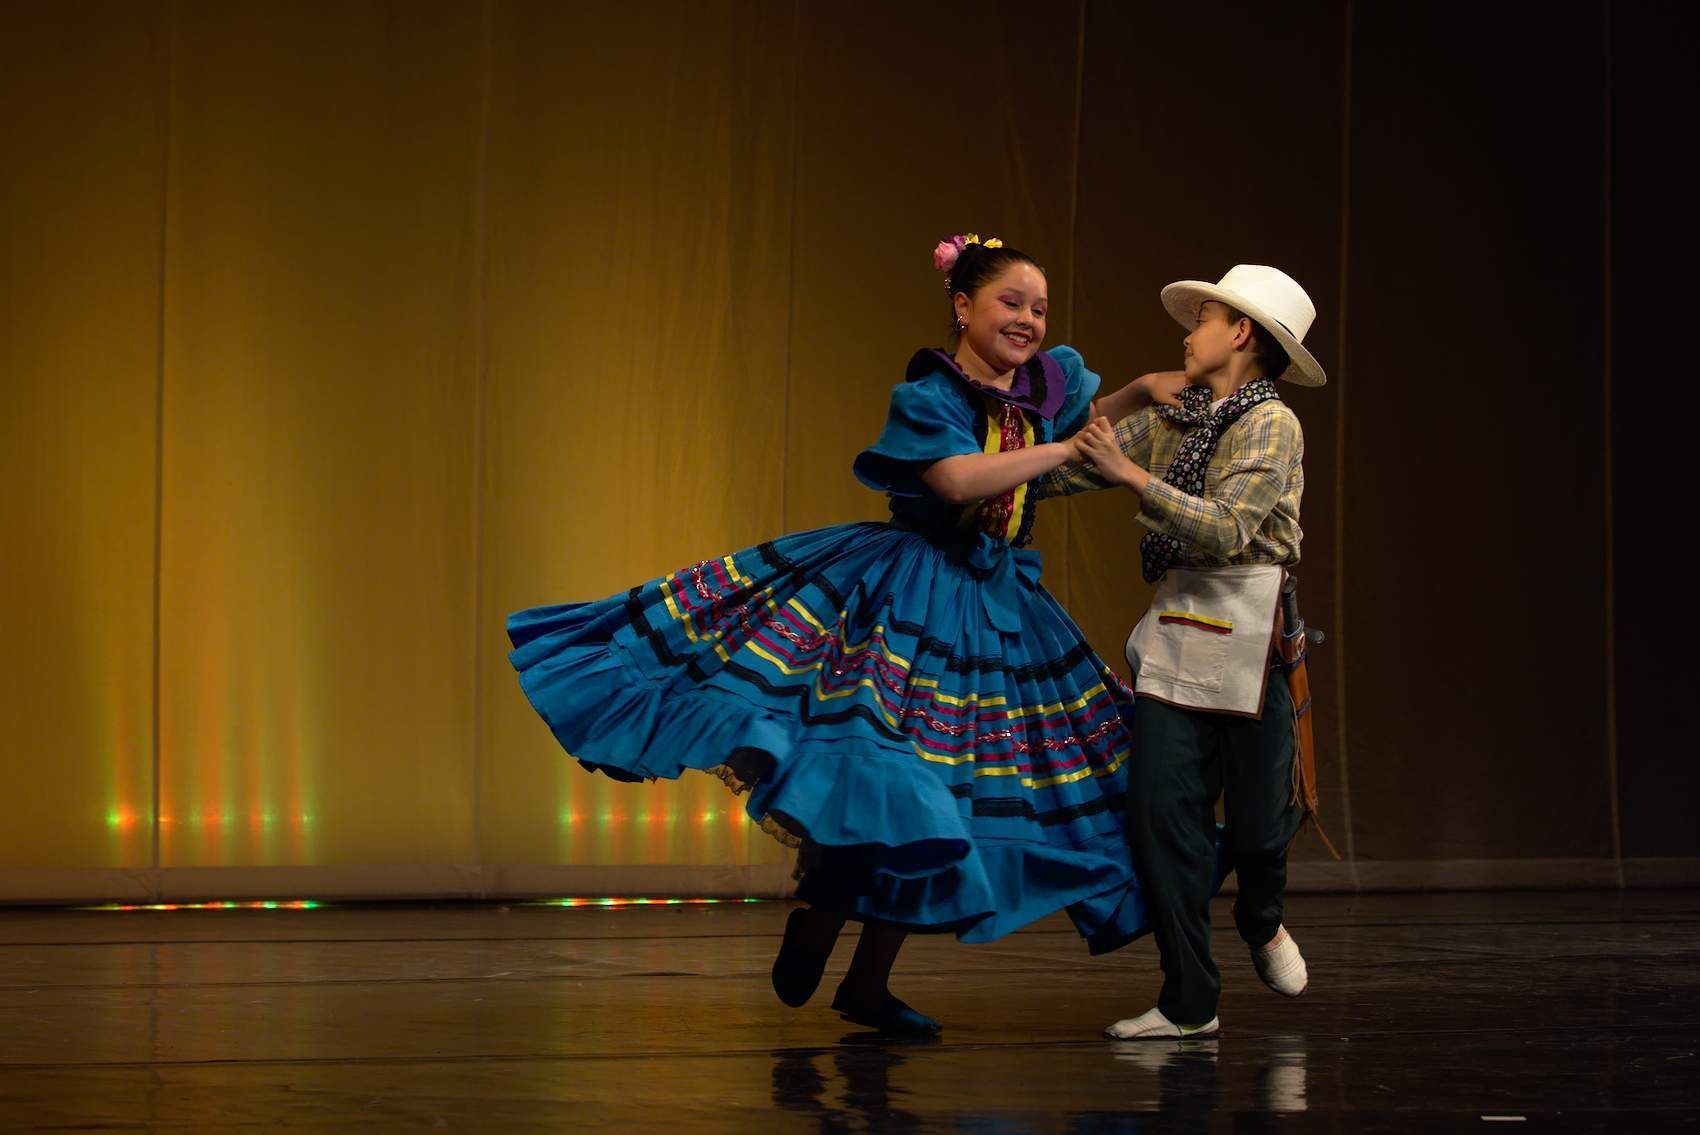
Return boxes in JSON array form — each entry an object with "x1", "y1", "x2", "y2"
[{"x1": 1128, "y1": 666, "x2": 1301, "y2": 1025}]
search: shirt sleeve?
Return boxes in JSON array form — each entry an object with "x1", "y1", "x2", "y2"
[
  {"x1": 1045, "y1": 345, "x2": 1102, "y2": 439},
  {"x1": 852, "y1": 374, "x2": 983, "y2": 497},
  {"x1": 1034, "y1": 406, "x2": 1162, "y2": 499},
  {"x1": 1136, "y1": 404, "x2": 1303, "y2": 556}
]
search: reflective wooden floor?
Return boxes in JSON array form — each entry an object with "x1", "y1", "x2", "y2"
[{"x1": 1, "y1": 890, "x2": 1696, "y2": 1131}]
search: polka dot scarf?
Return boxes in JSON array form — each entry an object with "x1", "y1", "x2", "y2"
[{"x1": 1138, "y1": 377, "x2": 1281, "y2": 583}]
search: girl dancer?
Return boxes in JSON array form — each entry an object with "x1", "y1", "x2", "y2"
[{"x1": 508, "y1": 234, "x2": 1165, "y2": 1033}]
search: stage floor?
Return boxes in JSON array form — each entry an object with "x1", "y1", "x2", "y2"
[{"x1": 0, "y1": 890, "x2": 1696, "y2": 1131}]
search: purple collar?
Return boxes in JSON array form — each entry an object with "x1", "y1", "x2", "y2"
[{"x1": 906, "y1": 348, "x2": 1068, "y2": 419}]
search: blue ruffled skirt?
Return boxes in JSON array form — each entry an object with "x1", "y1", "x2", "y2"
[{"x1": 507, "y1": 521, "x2": 1151, "y2": 952}]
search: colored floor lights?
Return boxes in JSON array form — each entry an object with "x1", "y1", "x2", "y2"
[{"x1": 76, "y1": 897, "x2": 767, "y2": 912}]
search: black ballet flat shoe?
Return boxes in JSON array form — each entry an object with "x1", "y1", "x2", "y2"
[
  {"x1": 771, "y1": 908, "x2": 831, "y2": 1008},
  {"x1": 830, "y1": 990, "x2": 942, "y2": 1036}
]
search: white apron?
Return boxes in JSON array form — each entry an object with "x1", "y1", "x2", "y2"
[{"x1": 1125, "y1": 564, "x2": 1284, "y2": 718}]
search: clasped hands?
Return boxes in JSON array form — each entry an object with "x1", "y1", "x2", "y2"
[
  {"x1": 1066, "y1": 417, "x2": 1140, "y2": 488},
  {"x1": 1061, "y1": 370, "x2": 1185, "y2": 492}
]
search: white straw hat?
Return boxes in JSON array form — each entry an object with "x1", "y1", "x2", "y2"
[{"x1": 1159, "y1": 265, "x2": 1326, "y2": 387}]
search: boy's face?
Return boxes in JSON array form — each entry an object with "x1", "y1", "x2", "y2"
[{"x1": 1182, "y1": 300, "x2": 1243, "y2": 381}]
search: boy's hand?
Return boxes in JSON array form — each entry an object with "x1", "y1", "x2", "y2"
[
  {"x1": 1076, "y1": 416, "x2": 1148, "y2": 490},
  {"x1": 1062, "y1": 427, "x2": 1094, "y2": 464},
  {"x1": 1064, "y1": 417, "x2": 1114, "y2": 464}
]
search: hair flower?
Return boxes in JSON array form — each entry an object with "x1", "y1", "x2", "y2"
[{"x1": 933, "y1": 231, "x2": 1004, "y2": 273}]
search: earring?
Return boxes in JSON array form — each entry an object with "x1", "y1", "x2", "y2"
[{"x1": 956, "y1": 317, "x2": 965, "y2": 330}]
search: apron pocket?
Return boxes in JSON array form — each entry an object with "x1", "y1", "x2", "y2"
[{"x1": 1141, "y1": 613, "x2": 1234, "y2": 692}]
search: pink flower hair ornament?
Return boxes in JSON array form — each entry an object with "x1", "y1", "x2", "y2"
[{"x1": 932, "y1": 232, "x2": 1003, "y2": 275}]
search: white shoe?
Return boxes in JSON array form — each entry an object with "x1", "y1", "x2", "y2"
[
  {"x1": 1104, "y1": 1006, "x2": 1221, "y2": 1040},
  {"x1": 1252, "y1": 925, "x2": 1308, "y2": 996}
]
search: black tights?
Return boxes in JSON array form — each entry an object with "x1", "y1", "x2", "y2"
[{"x1": 789, "y1": 906, "x2": 908, "y2": 1001}]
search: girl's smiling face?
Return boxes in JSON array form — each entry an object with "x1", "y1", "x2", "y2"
[{"x1": 954, "y1": 262, "x2": 1047, "y2": 373}]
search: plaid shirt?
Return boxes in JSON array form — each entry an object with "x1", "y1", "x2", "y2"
[{"x1": 1036, "y1": 401, "x2": 1304, "y2": 567}]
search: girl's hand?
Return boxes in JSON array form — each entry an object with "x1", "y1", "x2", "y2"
[{"x1": 1135, "y1": 370, "x2": 1188, "y2": 408}]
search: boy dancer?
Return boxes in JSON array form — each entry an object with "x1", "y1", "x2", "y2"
[{"x1": 1042, "y1": 265, "x2": 1327, "y2": 1038}]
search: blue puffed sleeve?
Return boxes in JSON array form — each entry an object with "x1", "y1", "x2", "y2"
[
  {"x1": 852, "y1": 373, "x2": 983, "y2": 497},
  {"x1": 1047, "y1": 344, "x2": 1102, "y2": 439}
]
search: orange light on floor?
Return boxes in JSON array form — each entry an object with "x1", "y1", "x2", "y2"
[
  {"x1": 79, "y1": 900, "x2": 323, "y2": 912},
  {"x1": 524, "y1": 897, "x2": 765, "y2": 909}
]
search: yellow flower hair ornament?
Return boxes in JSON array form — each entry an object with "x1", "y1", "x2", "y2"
[{"x1": 932, "y1": 233, "x2": 1006, "y2": 280}]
